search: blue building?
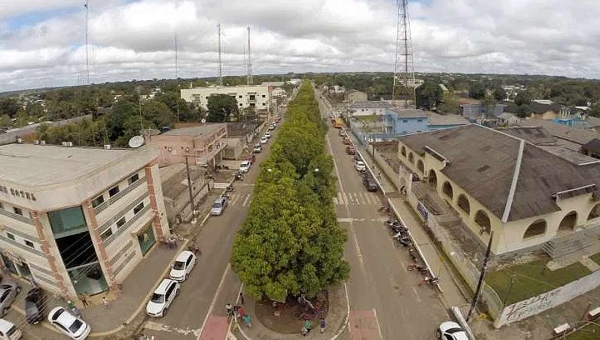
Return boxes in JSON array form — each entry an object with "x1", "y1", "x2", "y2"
[{"x1": 384, "y1": 109, "x2": 428, "y2": 135}]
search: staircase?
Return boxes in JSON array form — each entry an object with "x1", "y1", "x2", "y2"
[{"x1": 543, "y1": 227, "x2": 600, "y2": 260}]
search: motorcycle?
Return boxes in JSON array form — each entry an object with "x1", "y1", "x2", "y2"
[
  {"x1": 226, "y1": 185, "x2": 234, "y2": 192},
  {"x1": 407, "y1": 263, "x2": 429, "y2": 275},
  {"x1": 235, "y1": 172, "x2": 244, "y2": 181},
  {"x1": 393, "y1": 233, "x2": 411, "y2": 247},
  {"x1": 187, "y1": 245, "x2": 202, "y2": 256}
]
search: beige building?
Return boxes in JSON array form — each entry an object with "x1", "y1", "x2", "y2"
[
  {"x1": 398, "y1": 124, "x2": 600, "y2": 256},
  {"x1": 146, "y1": 124, "x2": 228, "y2": 167},
  {"x1": 180, "y1": 85, "x2": 271, "y2": 111},
  {"x1": 344, "y1": 90, "x2": 367, "y2": 103},
  {"x1": 0, "y1": 143, "x2": 169, "y2": 299}
]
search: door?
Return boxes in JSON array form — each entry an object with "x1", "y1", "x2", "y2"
[
  {"x1": 137, "y1": 225, "x2": 156, "y2": 255},
  {"x1": 0, "y1": 255, "x2": 17, "y2": 276},
  {"x1": 16, "y1": 262, "x2": 31, "y2": 280}
]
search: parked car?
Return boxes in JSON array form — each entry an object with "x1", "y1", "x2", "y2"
[
  {"x1": 265, "y1": 132, "x2": 272, "y2": 139},
  {"x1": 239, "y1": 161, "x2": 251, "y2": 173},
  {"x1": 169, "y1": 251, "x2": 197, "y2": 282},
  {"x1": 0, "y1": 319, "x2": 21, "y2": 340},
  {"x1": 363, "y1": 175, "x2": 378, "y2": 192},
  {"x1": 436, "y1": 321, "x2": 468, "y2": 340},
  {"x1": 210, "y1": 196, "x2": 228, "y2": 216},
  {"x1": 260, "y1": 136, "x2": 268, "y2": 144},
  {"x1": 339, "y1": 129, "x2": 346, "y2": 136},
  {"x1": 346, "y1": 146, "x2": 356, "y2": 155},
  {"x1": 48, "y1": 307, "x2": 91, "y2": 339},
  {"x1": 355, "y1": 160, "x2": 366, "y2": 172},
  {"x1": 343, "y1": 137, "x2": 351, "y2": 145},
  {"x1": 269, "y1": 124, "x2": 276, "y2": 131},
  {"x1": 253, "y1": 144, "x2": 262, "y2": 153},
  {"x1": 146, "y1": 279, "x2": 180, "y2": 318},
  {"x1": 24, "y1": 287, "x2": 45, "y2": 324},
  {"x1": 0, "y1": 282, "x2": 20, "y2": 317}
]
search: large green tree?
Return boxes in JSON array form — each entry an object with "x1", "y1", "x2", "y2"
[
  {"x1": 0, "y1": 114, "x2": 11, "y2": 128},
  {"x1": 514, "y1": 91, "x2": 532, "y2": 106},
  {"x1": 207, "y1": 94, "x2": 239, "y2": 122},
  {"x1": 415, "y1": 81, "x2": 443, "y2": 110},
  {"x1": 142, "y1": 100, "x2": 174, "y2": 129},
  {"x1": 438, "y1": 92, "x2": 460, "y2": 114},
  {"x1": 492, "y1": 86, "x2": 507, "y2": 101},
  {"x1": 468, "y1": 82, "x2": 486, "y2": 99}
]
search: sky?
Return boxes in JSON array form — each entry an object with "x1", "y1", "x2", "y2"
[{"x1": 1, "y1": 0, "x2": 600, "y2": 92}]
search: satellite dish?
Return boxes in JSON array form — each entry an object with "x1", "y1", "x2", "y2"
[
  {"x1": 128, "y1": 135, "x2": 145, "y2": 148},
  {"x1": 201, "y1": 119, "x2": 206, "y2": 124}
]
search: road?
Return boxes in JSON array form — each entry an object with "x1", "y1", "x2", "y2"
[
  {"x1": 139, "y1": 123, "x2": 279, "y2": 340},
  {"x1": 315, "y1": 92, "x2": 450, "y2": 340}
]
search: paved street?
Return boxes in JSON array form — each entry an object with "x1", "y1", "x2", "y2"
[{"x1": 315, "y1": 93, "x2": 450, "y2": 340}]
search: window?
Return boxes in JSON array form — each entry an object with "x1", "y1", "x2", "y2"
[
  {"x1": 6, "y1": 233, "x2": 15, "y2": 241},
  {"x1": 238, "y1": 95, "x2": 242, "y2": 98},
  {"x1": 262, "y1": 95, "x2": 266, "y2": 98},
  {"x1": 91, "y1": 195, "x2": 104, "y2": 208},
  {"x1": 128, "y1": 174, "x2": 140, "y2": 185},
  {"x1": 133, "y1": 202, "x2": 145, "y2": 214},
  {"x1": 13, "y1": 207, "x2": 23, "y2": 216},
  {"x1": 116, "y1": 217, "x2": 126, "y2": 228},
  {"x1": 403, "y1": 120, "x2": 408, "y2": 123},
  {"x1": 524, "y1": 220, "x2": 547, "y2": 239},
  {"x1": 262, "y1": 103, "x2": 266, "y2": 106},
  {"x1": 0, "y1": 202, "x2": 3, "y2": 210},
  {"x1": 109, "y1": 186, "x2": 120, "y2": 198},
  {"x1": 101, "y1": 228, "x2": 113, "y2": 241},
  {"x1": 24, "y1": 240, "x2": 34, "y2": 248},
  {"x1": 417, "y1": 119, "x2": 423, "y2": 123},
  {"x1": 48, "y1": 206, "x2": 87, "y2": 235}
]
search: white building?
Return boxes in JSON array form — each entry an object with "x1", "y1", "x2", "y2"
[
  {"x1": 180, "y1": 85, "x2": 271, "y2": 111},
  {"x1": 0, "y1": 143, "x2": 170, "y2": 299},
  {"x1": 349, "y1": 101, "x2": 393, "y2": 117}
]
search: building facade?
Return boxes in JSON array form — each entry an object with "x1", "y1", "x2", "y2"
[
  {"x1": 345, "y1": 90, "x2": 368, "y2": 104},
  {"x1": 383, "y1": 109, "x2": 428, "y2": 135},
  {"x1": 180, "y1": 85, "x2": 271, "y2": 111},
  {"x1": 146, "y1": 124, "x2": 228, "y2": 167},
  {"x1": 349, "y1": 101, "x2": 392, "y2": 117},
  {"x1": 0, "y1": 144, "x2": 169, "y2": 299}
]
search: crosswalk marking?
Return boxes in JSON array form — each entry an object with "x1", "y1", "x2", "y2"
[
  {"x1": 228, "y1": 193, "x2": 252, "y2": 206},
  {"x1": 333, "y1": 192, "x2": 380, "y2": 206}
]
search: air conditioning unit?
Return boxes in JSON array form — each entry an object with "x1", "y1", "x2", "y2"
[
  {"x1": 34, "y1": 140, "x2": 39, "y2": 145},
  {"x1": 66, "y1": 142, "x2": 73, "y2": 147},
  {"x1": 40, "y1": 140, "x2": 46, "y2": 145},
  {"x1": 104, "y1": 144, "x2": 111, "y2": 150}
]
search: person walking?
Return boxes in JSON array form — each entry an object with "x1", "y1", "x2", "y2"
[
  {"x1": 102, "y1": 296, "x2": 109, "y2": 307},
  {"x1": 80, "y1": 293, "x2": 89, "y2": 307},
  {"x1": 301, "y1": 327, "x2": 308, "y2": 336},
  {"x1": 225, "y1": 303, "x2": 233, "y2": 319},
  {"x1": 304, "y1": 319, "x2": 312, "y2": 333},
  {"x1": 238, "y1": 306, "x2": 246, "y2": 319},
  {"x1": 320, "y1": 318, "x2": 327, "y2": 333},
  {"x1": 239, "y1": 292, "x2": 245, "y2": 305},
  {"x1": 242, "y1": 314, "x2": 252, "y2": 328},
  {"x1": 67, "y1": 300, "x2": 75, "y2": 310}
]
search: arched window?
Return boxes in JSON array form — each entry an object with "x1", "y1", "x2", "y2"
[
  {"x1": 475, "y1": 210, "x2": 491, "y2": 235},
  {"x1": 558, "y1": 211, "x2": 577, "y2": 233},
  {"x1": 588, "y1": 203, "x2": 600, "y2": 220},
  {"x1": 417, "y1": 159, "x2": 424, "y2": 173},
  {"x1": 428, "y1": 169, "x2": 438, "y2": 188},
  {"x1": 408, "y1": 152, "x2": 414, "y2": 164},
  {"x1": 523, "y1": 220, "x2": 547, "y2": 239},
  {"x1": 401, "y1": 146, "x2": 407, "y2": 157},
  {"x1": 457, "y1": 194, "x2": 470, "y2": 215},
  {"x1": 442, "y1": 181, "x2": 454, "y2": 199}
]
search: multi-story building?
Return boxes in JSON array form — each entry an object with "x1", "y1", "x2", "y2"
[
  {"x1": 349, "y1": 101, "x2": 392, "y2": 117},
  {"x1": 146, "y1": 124, "x2": 228, "y2": 167},
  {"x1": 180, "y1": 85, "x2": 271, "y2": 111},
  {"x1": 383, "y1": 109, "x2": 428, "y2": 135},
  {"x1": 0, "y1": 143, "x2": 169, "y2": 298}
]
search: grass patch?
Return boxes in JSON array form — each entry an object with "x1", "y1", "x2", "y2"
[
  {"x1": 485, "y1": 259, "x2": 592, "y2": 305},
  {"x1": 568, "y1": 323, "x2": 600, "y2": 340},
  {"x1": 590, "y1": 252, "x2": 600, "y2": 265}
]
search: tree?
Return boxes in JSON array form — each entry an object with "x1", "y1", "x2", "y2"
[
  {"x1": 589, "y1": 103, "x2": 600, "y2": 118},
  {"x1": 468, "y1": 83, "x2": 486, "y2": 100},
  {"x1": 516, "y1": 104, "x2": 532, "y2": 118},
  {"x1": 0, "y1": 98, "x2": 20, "y2": 117},
  {"x1": 0, "y1": 114, "x2": 11, "y2": 128},
  {"x1": 415, "y1": 81, "x2": 443, "y2": 110},
  {"x1": 482, "y1": 95, "x2": 497, "y2": 114},
  {"x1": 108, "y1": 100, "x2": 137, "y2": 140},
  {"x1": 207, "y1": 94, "x2": 239, "y2": 122},
  {"x1": 492, "y1": 86, "x2": 507, "y2": 101},
  {"x1": 438, "y1": 92, "x2": 460, "y2": 114},
  {"x1": 514, "y1": 91, "x2": 532, "y2": 106},
  {"x1": 142, "y1": 100, "x2": 174, "y2": 128}
]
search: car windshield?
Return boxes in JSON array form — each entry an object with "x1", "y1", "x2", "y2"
[
  {"x1": 150, "y1": 293, "x2": 164, "y2": 303},
  {"x1": 447, "y1": 327, "x2": 464, "y2": 334},
  {"x1": 357, "y1": 161, "x2": 364, "y2": 166},
  {"x1": 241, "y1": 162, "x2": 249, "y2": 166},
  {"x1": 68, "y1": 319, "x2": 84, "y2": 333},
  {"x1": 173, "y1": 261, "x2": 185, "y2": 270},
  {"x1": 212, "y1": 202, "x2": 222, "y2": 209}
]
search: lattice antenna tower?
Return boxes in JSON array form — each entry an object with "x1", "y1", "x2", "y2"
[
  {"x1": 392, "y1": 0, "x2": 416, "y2": 108},
  {"x1": 247, "y1": 26, "x2": 253, "y2": 85},
  {"x1": 217, "y1": 23, "x2": 223, "y2": 86}
]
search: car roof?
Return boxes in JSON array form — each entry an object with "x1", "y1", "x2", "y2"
[
  {"x1": 50, "y1": 307, "x2": 77, "y2": 325},
  {"x1": 0, "y1": 319, "x2": 15, "y2": 332},
  {"x1": 175, "y1": 250, "x2": 194, "y2": 262},
  {"x1": 241, "y1": 161, "x2": 250, "y2": 165},
  {"x1": 155, "y1": 279, "x2": 176, "y2": 294}
]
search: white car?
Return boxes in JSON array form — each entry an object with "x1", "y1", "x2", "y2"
[
  {"x1": 169, "y1": 251, "x2": 197, "y2": 282},
  {"x1": 146, "y1": 279, "x2": 180, "y2": 317},
  {"x1": 239, "y1": 161, "x2": 251, "y2": 173},
  {"x1": 48, "y1": 307, "x2": 91, "y2": 339},
  {"x1": 0, "y1": 319, "x2": 21, "y2": 340},
  {"x1": 265, "y1": 132, "x2": 272, "y2": 139},
  {"x1": 253, "y1": 144, "x2": 262, "y2": 153},
  {"x1": 210, "y1": 197, "x2": 228, "y2": 216},
  {"x1": 436, "y1": 321, "x2": 469, "y2": 340},
  {"x1": 260, "y1": 137, "x2": 268, "y2": 144},
  {"x1": 355, "y1": 160, "x2": 366, "y2": 172}
]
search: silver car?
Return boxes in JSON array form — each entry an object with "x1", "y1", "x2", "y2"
[
  {"x1": 210, "y1": 197, "x2": 228, "y2": 216},
  {"x1": 0, "y1": 281, "x2": 21, "y2": 316}
]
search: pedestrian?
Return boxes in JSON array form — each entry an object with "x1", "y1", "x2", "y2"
[
  {"x1": 80, "y1": 293, "x2": 89, "y2": 307},
  {"x1": 320, "y1": 318, "x2": 327, "y2": 333},
  {"x1": 102, "y1": 296, "x2": 109, "y2": 307},
  {"x1": 225, "y1": 303, "x2": 233, "y2": 318},
  {"x1": 301, "y1": 327, "x2": 308, "y2": 336},
  {"x1": 243, "y1": 314, "x2": 252, "y2": 328},
  {"x1": 304, "y1": 319, "x2": 312, "y2": 333},
  {"x1": 239, "y1": 292, "x2": 245, "y2": 305},
  {"x1": 67, "y1": 300, "x2": 74, "y2": 310},
  {"x1": 238, "y1": 306, "x2": 246, "y2": 319}
]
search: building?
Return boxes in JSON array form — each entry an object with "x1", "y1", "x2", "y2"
[
  {"x1": 460, "y1": 103, "x2": 507, "y2": 121},
  {"x1": 425, "y1": 111, "x2": 469, "y2": 131},
  {"x1": 497, "y1": 112, "x2": 521, "y2": 126},
  {"x1": 520, "y1": 118, "x2": 599, "y2": 147},
  {"x1": 398, "y1": 124, "x2": 600, "y2": 256},
  {"x1": 383, "y1": 109, "x2": 428, "y2": 135},
  {"x1": 288, "y1": 79, "x2": 302, "y2": 86},
  {"x1": 345, "y1": 90, "x2": 368, "y2": 104},
  {"x1": 159, "y1": 164, "x2": 211, "y2": 224},
  {"x1": 582, "y1": 139, "x2": 600, "y2": 159},
  {"x1": 146, "y1": 124, "x2": 227, "y2": 167},
  {"x1": 271, "y1": 88, "x2": 286, "y2": 98},
  {"x1": 261, "y1": 82, "x2": 285, "y2": 87},
  {"x1": 529, "y1": 102, "x2": 562, "y2": 120},
  {"x1": 0, "y1": 143, "x2": 169, "y2": 298},
  {"x1": 349, "y1": 101, "x2": 392, "y2": 117},
  {"x1": 180, "y1": 85, "x2": 271, "y2": 111}
]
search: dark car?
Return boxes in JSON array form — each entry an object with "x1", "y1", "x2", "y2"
[
  {"x1": 363, "y1": 175, "x2": 378, "y2": 192},
  {"x1": 25, "y1": 287, "x2": 45, "y2": 324}
]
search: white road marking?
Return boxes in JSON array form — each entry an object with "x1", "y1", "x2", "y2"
[
  {"x1": 342, "y1": 192, "x2": 348, "y2": 205},
  {"x1": 372, "y1": 308, "x2": 384, "y2": 340},
  {"x1": 144, "y1": 321, "x2": 201, "y2": 336},
  {"x1": 337, "y1": 218, "x2": 354, "y2": 223},
  {"x1": 337, "y1": 191, "x2": 343, "y2": 204},
  {"x1": 411, "y1": 286, "x2": 422, "y2": 303},
  {"x1": 230, "y1": 194, "x2": 241, "y2": 206},
  {"x1": 197, "y1": 263, "x2": 231, "y2": 340},
  {"x1": 242, "y1": 194, "x2": 251, "y2": 207},
  {"x1": 364, "y1": 192, "x2": 373, "y2": 205}
]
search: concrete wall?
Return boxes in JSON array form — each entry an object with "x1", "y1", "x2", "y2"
[
  {"x1": 181, "y1": 85, "x2": 271, "y2": 111},
  {"x1": 148, "y1": 126, "x2": 227, "y2": 167},
  {"x1": 350, "y1": 107, "x2": 387, "y2": 117},
  {"x1": 164, "y1": 178, "x2": 213, "y2": 224}
]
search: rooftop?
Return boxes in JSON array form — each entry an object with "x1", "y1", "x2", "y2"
[
  {"x1": 226, "y1": 122, "x2": 259, "y2": 137},
  {"x1": 582, "y1": 139, "x2": 600, "y2": 155},
  {"x1": 426, "y1": 112, "x2": 469, "y2": 126},
  {"x1": 161, "y1": 124, "x2": 226, "y2": 137},
  {"x1": 520, "y1": 118, "x2": 599, "y2": 145},
  {"x1": 388, "y1": 108, "x2": 427, "y2": 118},
  {"x1": 0, "y1": 143, "x2": 154, "y2": 187},
  {"x1": 400, "y1": 124, "x2": 600, "y2": 222},
  {"x1": 350, "y1": 101, "x2": 392, "y2": 109}
]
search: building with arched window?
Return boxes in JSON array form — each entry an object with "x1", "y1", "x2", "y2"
[{"x1": 397, "y1": 124, "x2": 600, "y2": 256}]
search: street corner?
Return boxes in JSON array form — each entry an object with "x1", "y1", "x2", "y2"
[
  {"x1": 348, "y1": 310, "x2": 382, "y2": 340},
  {"x1": 199, "y1": 316, "x2": 229, "y2": 340}
]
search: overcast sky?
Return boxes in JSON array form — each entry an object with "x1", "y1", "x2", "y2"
[{"x1": 1, "y1": 0, "x2": 600, "y2": 92}]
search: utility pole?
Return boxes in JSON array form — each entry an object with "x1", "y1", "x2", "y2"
[
  {"x1": 467, "y1": 232, "x2": 494, "y2": 322},
  {"x1": 217, "y1": 23, "x2": 223, "y2": 86},
  {"x1": 185, "y1": 155, "x2": 197, "y2": 224}
]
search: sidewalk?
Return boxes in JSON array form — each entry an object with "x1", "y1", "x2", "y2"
[{"x1": 235, "y1": 284, "x2": 348, "y2": 340}]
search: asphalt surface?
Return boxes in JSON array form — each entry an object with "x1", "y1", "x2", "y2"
[{"x1": 315, "y1": 93, "x2": 450, "y2": 340}]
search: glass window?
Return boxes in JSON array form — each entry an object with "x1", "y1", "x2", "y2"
[
  {"x1": 91, "y1": 195, "x2": 104, "y2": 208},
  {"x1": 0, "y1": 202, "x2": 3, "y2": 210},
  {"x1": 403, "y1": 120, "x2": 408, "y2": 123},
  {"x1": 116, "y1": 217, "x2": 126, "y2": 228},
  {"x1": 108, "y1": 186, "x2": 120, "y2": 197},
  {"x1": 133, "y1": 202, "x2": 144, "y2": 214},
  {"x1": 101, "y1": 228, "x2": 113, "y2": 241},
  {"x1": 48, "y1": 206, "x2": 87, "y2": 235},
  {"x1": 128, "y1": 174, "x2": 140, "y2": 185},
  {"x1": 262, "y1": 95, "x2": 266, "y2": 98},
  {"x1": 13, "y1": 207, "x2": 23, "y2": 216},
  {"x1": 24, "y1": 240, "x2": 34, "y2": 248},
  {"x1": 6, "y1": 233, "x2": 15, "y2": 241}
]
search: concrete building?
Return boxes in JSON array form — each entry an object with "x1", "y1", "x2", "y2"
[
  {"x1": 159, "y1": 164, "x2": 211, "y2": 224},
  {"x1": 345, "y1": 90, "x2": 368, "y2": 104},
  {"x1": 180, "y1": 85, "x2": 271, "y2": 111},
  {"x1": 383, "y1": 109, "x2": 428, "y2": 135},
  {"x1": 349, "y1": 101, "x2": 392, "y2": 117},
  {"x1": 426, "y1": 111, "x2": 469, "y2": 131},
  {"x1": 0, "y1": 143, "x2": 169, "y2": 299},
  {"x1": 146, "y1": 124, "x2": 228, "y2": 167},
  {"x1": 398, "y1": 124, "x2": 600, "y2": 256}
]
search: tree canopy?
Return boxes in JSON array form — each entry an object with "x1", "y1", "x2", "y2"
[
  {"x1": 468, "y1": 82, "x2": 486, "y2": 99},
  {"x1": 415, "y1": 81, "x2": 443, "y2": 110},
  {"x1": 492, "y1": 86, "x2": 507, "y2": 101},
  {"x1": 231, "y1": 82, "x2": 349, "y2": 302},
  {"x1": 207, "y1": 94, "x2": 239, "y2": 122}
]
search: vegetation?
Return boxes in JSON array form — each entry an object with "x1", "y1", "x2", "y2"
[
  {"x1": 468, "y1": 82, "x2": 486, "y2": 100},
  {"x1": 207, "y1": 94, "x2": 239, "y2": 122},
  {"x1": 230, "y1": 82, "x2": 349, "y2": 302},
  {"x1": 590, "y1": 252, "x2": 600, "y2": 265},
  {"x1": 567, "y1": 323, "x2": 600, "y2": 340},
  {"x1": 415, "y1": 81, "x2": 443, "y2": 110},
  {"x1": 485, "y1": 259, "x2": 591, "y2": 306}
]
